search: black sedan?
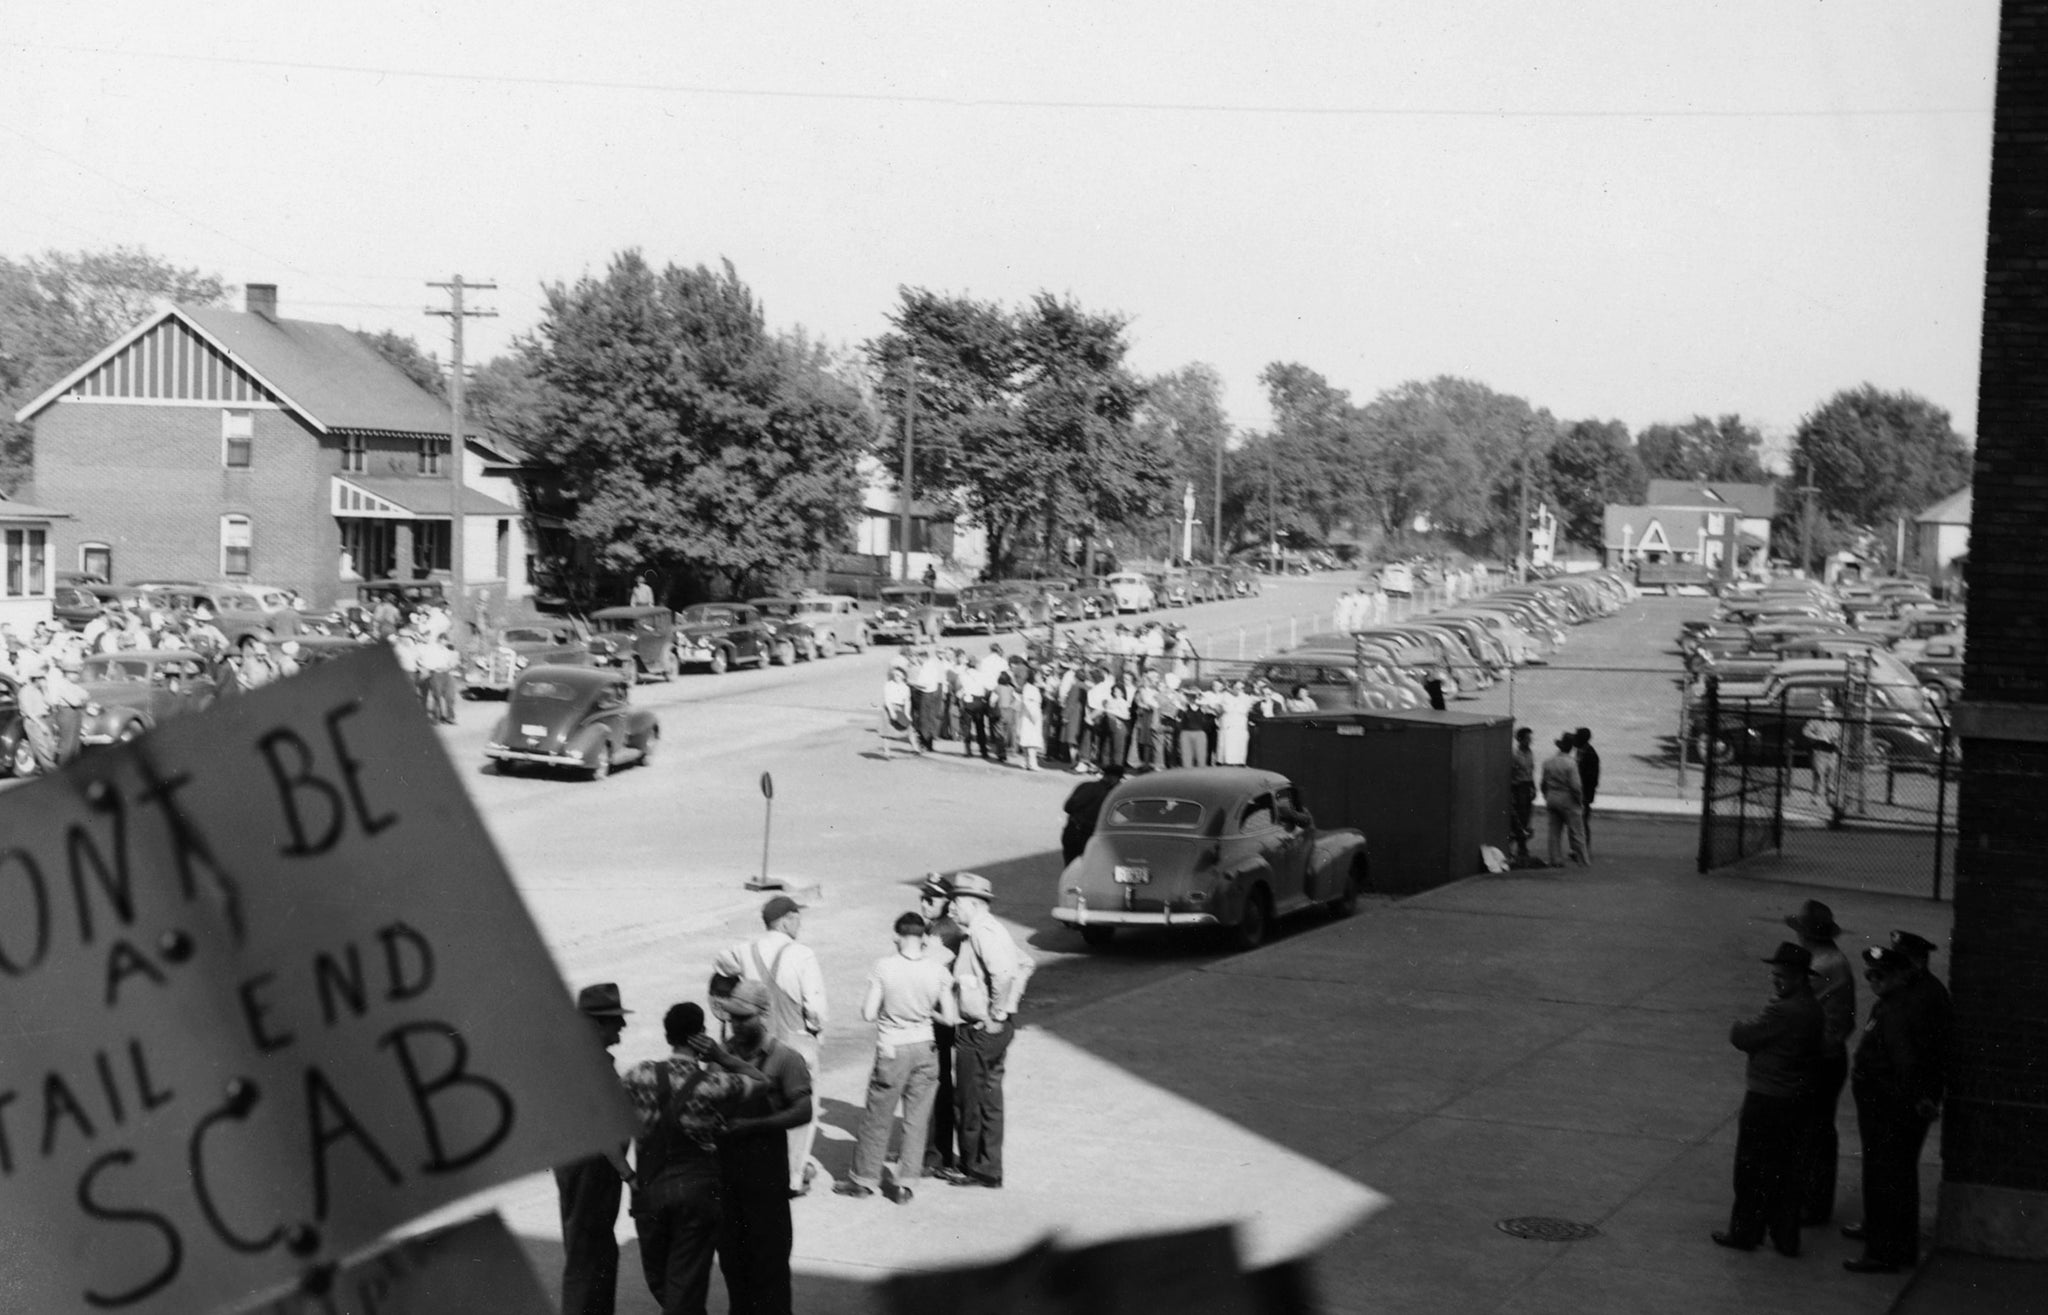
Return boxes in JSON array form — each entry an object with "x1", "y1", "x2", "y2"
[{"x1": 486, "y1": 665, "x2": 660, "y2": 780}]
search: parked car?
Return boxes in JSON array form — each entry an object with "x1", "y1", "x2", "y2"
[
  {"x1": 132, "y1": 583, "x2": 291, "y2": 647},
  {"x1": 1700, "y1": 659, "x2": 1946, "y2": 770},
  {"x1": 0, "y1": 672, "x2": 31, "y2": 777},
  {"x1": 275, "y1": 634, "x2": 376, "y2": 669},
  {"x1": 588, "y1": 605, "x2": 680, "y2": 680},
  {"x1": 1377, "y1": 563, "x2": 1415, "y2": 598},
  {"x1": 1104, "y1": 571, "x2": 1157, "y2": 614},
  {"x1": 675, "y1": 603, "x2": 777, "y2": 672},
  {"x1": 1064, "y1": 578, "x2": 1118, "y2": 619},
  {"x1": 950, "y1": 584, "x2": 1049, "y2": 634},
  {"x1": 77, "y1": 650, "x2": 219, "y2": 747},
  {"x1": 870, "y1": 587, "x2": 958, "y2": 644},
  {"x1": 469, "y1": 618, "x2": 597, "y2": 695},
  {"x1": 353, "y1": 578, "x2": 447, "y2": 622},
  {"x1": 1054, "y1": 767, "x2": 1367, "y2": 950},
  {"x1": 53, "y1": 584, "x2": 107, "y2": 630},
  {"x1": 485, "y1": 665, "x2": 660, "y2": 780},
  {"x1": 751, "y1": 594, "x2": 872, "y2": 658}
]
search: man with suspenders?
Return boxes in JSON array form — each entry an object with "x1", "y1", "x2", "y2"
[{"x1": 714, "y1": 896, "x2": 828, "y2": 1195}]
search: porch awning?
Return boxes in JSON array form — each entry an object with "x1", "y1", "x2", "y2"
[{"x1": 332, "y1": 476, "x2": 518, "y2": 520}]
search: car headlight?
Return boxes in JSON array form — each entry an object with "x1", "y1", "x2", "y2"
[
  {"x1": 85, "y1": 702, "x2": 103, "y2": 718},
  {"x1": 515, "y1": 656, "x2": 530, "y2": 670}
]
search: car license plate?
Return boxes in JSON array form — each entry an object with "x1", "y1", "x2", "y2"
[
  {"x1": 520, "y1": 724, "x2": 546, "y2": 737},
  {"x1": 1114, "y1": 864, "x2": 1150, "y2": 885}
]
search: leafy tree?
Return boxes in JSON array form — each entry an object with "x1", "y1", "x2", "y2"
[
  {"x1": 355, "y1": 329, "x2": 446, "y2": 399},
  {"x1": 0, "y1": 247, "x2": 226, "y2": 491},
  {"x1": 1547, "y1": 419, "x2": 1646, "y2": 549},
  {"x1": 515, "y1": 250, "x2": 866, "y2": 601},
  {"x1": 1356, "y1": 376, "x2": 1557, "y2": 557},
  {"x1": 1261, "y1": 363, "x2": 1374, "y2": 541},
  {"x1": 1636, "y1": 414, "x2": 1767, "y2": 483},
  {"x1": 1132, "y1": 363, "x2": 1230, "y2": 558},
  {"x1": 1790, "y1": 385, "x2": 1971, "y2": 531}
]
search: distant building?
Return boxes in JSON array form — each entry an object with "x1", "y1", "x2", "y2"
[
  {"x1": 0, "y1": 493, "x2": 68, "y2": 632},
  {"x1": 1606, "y1": 480, "x2": 1777, "y2": 578},
  {"x1": 853, "y1": 457, "x2": 984, "y2": 584},
  {"x1": 12, "y1": 284, "x2": 530, "y2": 610},
  {"x1": 1913, "y1": 485, "x2": 1970, "y2": 591}
]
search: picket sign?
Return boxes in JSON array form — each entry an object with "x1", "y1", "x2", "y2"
[
  {"x1": 0, "y1": 647, "x2": 633, "y2": 1315},
  {"x1": 235, "y1": 1211, "x2": 551, "y2": 1315}
]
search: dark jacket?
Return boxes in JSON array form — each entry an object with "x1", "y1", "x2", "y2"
[
  {"x1": 1061, "y1": 777, "x2": 1118, "y2": 864},
  {"x1": 1853, "y1": 970, "x2": 1952, "y2": 1106},
  {"x1": 1575, "y1": 744, "x2": 1602, "y2": 801},
  {"x1": 1730, "y1": 986, "x2": 1823, "y2": 1100}
]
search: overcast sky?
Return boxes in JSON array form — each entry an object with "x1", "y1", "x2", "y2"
[{"x1": 3, "y1": 2, "x2": 1999, "y2": 459}]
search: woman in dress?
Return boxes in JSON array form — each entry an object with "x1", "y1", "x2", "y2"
[
  {"x1": 1214, "y1": 679, "x2": 1256, "y2": 766},
  {"x1": 1014, "y1": 669, "x2": 1047, "y2": 771},
  {"x1": 1285, "y1": 684, "x2": 1319, "y2": 713},
  {"x1": 1102, "y1": 677, "x2": 1134, "y2": 772}
]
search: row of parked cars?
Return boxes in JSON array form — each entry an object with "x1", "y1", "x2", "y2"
[
  {"x1": 1245, "y1": 571, "x2": 1634, "y2": 712},
  {"x1": 877, "y1": 563, "x2": 1266, "y2": 642}
]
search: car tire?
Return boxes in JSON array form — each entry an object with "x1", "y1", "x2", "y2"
[
  {"x1": 851, "y1": 629, "x2": 867, "y2": 653},
  {"x1": 658, "y1": 650, "x2": 678, "y2": 682},
  {"x1": 588, "y1": 741, "x2": 613, "y2": 782},
  {"x1": 1079, "y1": 925, "x2": 1116, "y2": 947},
  {"x1": 709, "y1": 647, "x2": 730, "y2": 675},
  {"x1": 9, "y1": 736, "x2": 34, "y2": 778},
  {"x1": 1228, "y1": 887, "x2": 1271, "y2": 952},
  {"x1": 1330, "y1": 858, "x2": 1366, "y2": 918},
  {"x1": 775, "y1": 639, "x2": 797, "y2": 666}
]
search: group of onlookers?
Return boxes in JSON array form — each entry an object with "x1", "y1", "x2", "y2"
[
  {"x1": 557, "y1": 875, "x2": 1033, "y2": 1315},
  {"x1": 881, "y1": 638, "x2": 1316, "y2": 773},
  {"x1": 1720, "y1": 903, "x2": 1950, "y2": 1275},
  {"x1": 1508, "y1": 725, "x2": 1602, "y2": 866}
]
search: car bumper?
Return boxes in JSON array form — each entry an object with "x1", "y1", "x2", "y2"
[
  {"x1": 486, "y1": 745, "x2": 588, "y2": 767},
  {"x1": 1051, "y1": 904, "x2": 1219, "y2": 928}
]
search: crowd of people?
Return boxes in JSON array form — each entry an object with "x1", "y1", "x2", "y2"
[
  {"x1": 1718, "y1": 903, "x2": 1951, "y2": 1276},
  {"x1": 879, "y1": 630, "x2": 1317, "y2": 774},
  {"x1": 559, "y1": 876, "x2": 1034, "y2": 1315}
]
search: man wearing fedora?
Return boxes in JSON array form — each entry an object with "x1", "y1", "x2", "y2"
[
  {"x1": 1783, "y1": 901, "x2": 1855, "y2": 1225},
  {"x1": 715, "y1": 981, "x2": 812, "y2": 1315},
  {"x1": 1715, "y1": 942, "x2": 1822, "y2": 1257},
  {"x1": 556, "y1": 984, "x2": 633, "y2": 1315},
  {"x1": 942, "y1": 872, "x2": 1034, "y2": 1189},
  {"x1": 1842, "y1": 940, "x2": 1951, "y2": 1273}
]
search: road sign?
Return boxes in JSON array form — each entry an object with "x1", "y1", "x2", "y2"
[
  {"x1": 238, "y1": 1211, "x2": 551, "y2": 1315},
  {"x1": 0, "y1": 649, "x2": 633, "y2": 1315}
]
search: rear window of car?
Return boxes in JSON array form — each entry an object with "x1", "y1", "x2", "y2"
[
  {"x1": 1105, "y1": 797, "x2": 1206, "y2": 829},
  {"x1": 683, "y1": 607, "x2": 737, "y2": 624},
  {"x1": 593, "y1": 616, "x2": 640, "y2": 632},
  {"x1": 503, "y1": 628, "x2": 559, "y2": 644},
  {"x1": 84, "y1": 659, "x2": 150, "y2": 683},
  {"x1": 515, "y1": 680, "x2": 579, "y2": 701}
]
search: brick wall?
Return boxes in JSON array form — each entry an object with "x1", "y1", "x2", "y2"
[
  {"x1": 34, "y1": 401, "x2": 335, "y2": 604},
  {"x1": 1940, "y1": 0, "x2": 2048, "y2": 1258}
]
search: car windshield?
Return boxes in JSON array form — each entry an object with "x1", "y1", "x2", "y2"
[
  {"x1": 503, "y1": 627, "x2": 560, "y2": 645},
  {"x1": 515, "y1": 679, "x2": 581, "y2": 702},
  {"x1": 83, "y1": 658, "x2": 152, "y2": 683},
  {"x1": 682, "y1": 606, "x2": 737, "y2": 624},
  {"x1": 1105, "y1": 797, "x2": 1206, "y2": 829},
  {"x1": 592, "y1": 615, "x2": 642, "y2": 633},
  {"x1": 754, "y1": 601, "x2": 799, "y2": 617}
]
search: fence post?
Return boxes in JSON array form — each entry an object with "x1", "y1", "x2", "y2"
[
  {"x1": 1507, "y1": 665, "x2": 1516, "y2": 722},
  {"x1": 1676, "y1": 680, "x2": 1689, "y2": 798},
  {"x1": 1696, "y1": 676, "x2": 1718, "y2": 872},
  {"x1": 1771, "y1": 689, "x2": 1787, "y2": 853}
]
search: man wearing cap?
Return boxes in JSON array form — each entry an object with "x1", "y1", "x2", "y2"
[
  {"x1": 621, "y1": 1002, "x2": 765, "y2": 1315},
  {"x1": 1714, "y1": 942, "x2": 1822, "y2": 1257},
  {"x1": 915, "y1": 876, "x2": 967, "y2": 1177},
  {"x1": 1783, "y1": 901, "x2": 1855, "y2": 1226},
  {"x1": 1842, "y1": 940, "x2": 1952, "y2": 1273},
  {"x1": 942, "y1": 872, "x2": 1035, "y2": 1188},
  {"x1": 715, "y1": 981, "x2": 811, "y2": 1315},
  {"x1": 715, "y1": 896, "x2": 828, "y2": 1195},
  {"x1": 838, "y1": 911, "x2": 960, "y2": 1204},
  {"x1": 1509, "y1": 727, "x2": 1536, "y2": 863},
  {"x1": 556, "y1": 984, "x2": 633, "y2": 1315}
]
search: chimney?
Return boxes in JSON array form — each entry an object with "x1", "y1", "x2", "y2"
[{"x1": 245, "y1": 284, "x2": 278, "y2": 319}]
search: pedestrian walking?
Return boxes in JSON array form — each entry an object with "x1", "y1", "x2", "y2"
[
  {"x1": 712, "y1": 898, "x2": 828, "y2": 1196},
  {"x1": 1509, "y1": 727, "x2": 1537, "y2": 863},
  {"x1": 1539, "y1": 734, "x2": 1588, "y2": 866},
  {"x1": 1841, "y1": 942, "x2": 1951, "y2": 1273},
  {"x1": 837, "y1": 912, "x2": 960, "y2": 1204},
  {"x1": 1572, "y1": 727, "x2": 1601, "y2": 857},
  {"x1": 940, "y1": 872, "x2": 1034, "y2": 1189},
  {"x1": 909, "y1": 648, "x2": 945, "y2": 751},
  {"x1": 622, "y1": 1003, "x2": 764, "y2": 1315},
  {"x1": 1784, "y1": 900, "x2": 1854, "y2": 1226},
  {"x1": 880, "y1": 666, "x2": 916, "y2": 758},
  {"x1": 556, "y1": 984, "x2": 633, "y2": 1315},
  {"x1": 1714, "y1": 942, "x2": 1823, "y2": 1258},
  {"x1": 714, "y1": 982, "x2": 812, "y2": 1315},
  {"x1": 915, "y1": 875, "x2": 966, "y2": 1178}
]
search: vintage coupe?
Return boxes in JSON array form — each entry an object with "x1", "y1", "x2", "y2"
[
  {"x1": 468, "y1": 618, "x2": 597, "y2": 694},
  {"x1": 870, "y1": 586, "x2": 958, "y2": 644},
  {"x1": 588, "y1": 606, "x2": 680, "y2": 680},
  {"x1": 77, "y1": 650, "x2": 219, "y2": 747},
  {"x1": 675, "y1": 603, "x2": 777, "y2": 672},
  {"x1": 485, "y1": 665, "x2": 660, "y2": 780},
  {"x1": 751, "y1": 595, "x2": 871, "y2": 659},
  {"x1": 1054, "y1": 767, "x2": 1367, "y2": 951}
]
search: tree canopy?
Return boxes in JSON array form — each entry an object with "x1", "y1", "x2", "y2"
[
  {"x1": 1547, "y1": 419, "x2": 1645, "y2": 549},
  {"x1": 515, "y1": 250, "x2": 867, "y2": 599},
  {"x1": 1636, "y1": 414, "x2": 1767, "y2": 483},
  {"x1": 1791, "y1": 384, "x2": 1971, "y2": 531},
  {"x1": 868, "y1": 289, "x2": 1168, "y2": 575},
  {"x1": 0, "y1": 247, "x2": 226, "y2": 492}
]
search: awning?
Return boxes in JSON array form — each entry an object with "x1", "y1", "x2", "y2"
[{"x1": 332, "y1": 475, "x2": 518, "y2": 520}]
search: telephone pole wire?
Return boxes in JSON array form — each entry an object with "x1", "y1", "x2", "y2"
[{"x1": 427, "y1": 276, "x2": 497, "y2": 649}]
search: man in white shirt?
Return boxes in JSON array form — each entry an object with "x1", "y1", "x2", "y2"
[
  {"x1": 909, "y1": 647, "x2": 946, "y2": 751},
  {"x1": 941, "y1": 872, "x2": 1033, "y2": 1189},
  {"x1": 714, "y1": 896, "x2": 829, "y2": 1194},
  {"x1": 836, "y1": 912, "x2": 959, "y2": 1204},
  {"x1": 955, "y1": 656, "x2": 991, "y2": 759}
]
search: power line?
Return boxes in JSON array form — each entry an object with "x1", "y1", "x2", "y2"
[{"x1": 32, "y1": 44, "x2": 1994, "y2": 120}]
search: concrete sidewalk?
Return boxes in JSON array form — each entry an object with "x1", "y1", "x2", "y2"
[{"x1": 511, "y1": 814, "x2": 1986, "y2": 1313}]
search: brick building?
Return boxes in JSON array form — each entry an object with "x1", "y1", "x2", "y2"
[
  {"x1": 12, "y1": 284, "x2": 529, "y2": 610},
  {"x1": 0, "y1": 493, "x2": 67, "y2": 632},
  {"x1": 1943, "y1": 0, "x2": 2048, "y2": 1261}
]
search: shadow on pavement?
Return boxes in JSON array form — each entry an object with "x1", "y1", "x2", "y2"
[{"x1": 519, "y1": 1235, "x2": 878, "y2": 1315}]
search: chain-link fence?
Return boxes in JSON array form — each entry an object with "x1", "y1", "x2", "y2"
[{"x1": 1461, "y1": 665, "x2": 1696, "y2": 800}]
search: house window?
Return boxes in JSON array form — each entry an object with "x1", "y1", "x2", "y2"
[
  {"x1": 79, "y1": 542, "x2": 112, "y2": 583},
  {"x1": 4, "y1": 528, "x2": 48, "y2": 597},
  {"x1": 342, "y1": 432, "x2": 367, "y2": 474},
  {"x1": 417, "y1": 435, "x2": 444, "y2": 476},
  {"x1": 221, "y1": 515, "x2": 253, "y2": 577},
  {"x1": 223, "y1": 410, "x2": 254, "y2": 467}
]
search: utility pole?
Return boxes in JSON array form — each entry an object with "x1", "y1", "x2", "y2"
[
  {"x1": 427, "y1": 276, "x2": 497, "y2": 648},
  {"x1": 1516, "y1": 435, "x2": 1531, "y2": 584},
  {"x1": 1265, "y1": 445, "x2": 1276, "y2": 571},
  {"x1": 897, "y1": 356, "x2": 917, "y2": 582},
  {"x1": 1798, "y1": 462, "x2": 1819, "y2": 579}
]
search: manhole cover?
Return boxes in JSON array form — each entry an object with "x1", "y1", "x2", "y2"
[{"x1": 1495, "y1": 1216, "x2": 1600, "y2": 1242}]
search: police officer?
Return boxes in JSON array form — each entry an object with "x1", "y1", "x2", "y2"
[{"x1": 1842, "y1": 944, "x2": 1951, "y2": 1273}]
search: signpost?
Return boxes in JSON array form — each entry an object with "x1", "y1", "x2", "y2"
[
  {"x1": 0, "y1": 649, "x2": 632, "y2": 1315},
  {"x1": 746, "y1": 770, "x2": 778, "y2": 891}
]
